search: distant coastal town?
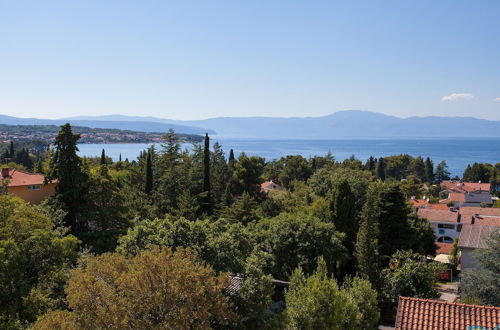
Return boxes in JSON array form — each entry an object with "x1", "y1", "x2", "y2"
[{"x1": 0, "y1": 124, "x2": 203, "y2": 145}]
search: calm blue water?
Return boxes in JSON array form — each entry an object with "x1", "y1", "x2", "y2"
[{"x1": 78, "y1": 138, "x2": 500, "y2": 177}]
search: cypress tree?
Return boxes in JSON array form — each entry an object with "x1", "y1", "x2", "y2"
[
  {"x1": 119, "y1": 154, "x2": 122, "y2": 162},
  {"x1": 9, "y1": 141, "x2": 14, "y2": 158},
  {"x1": 100, "y1": 149, "x2": 106, "y2": 165},
  {"x1": 35, "y1": 157, "x2": 43, "y2": 174},
  {"x1": 145, "y1": 149, "x2": 153, "y2": 195},
  {"x1": 228, "y1": 149, "x2": 235, "y2": 169},
  {"x1": 200, "y1": 133, "x2": 212, "y2": 214},
  {"x1": 376, "y1": 157, "x2": 386, "y2": 181},
  {"x1": 203, "y1": 133, "x2": 210, "y2": 193},
  {"x1": 331, "y1": 180, "x2": 358, "y2": 277},
  {"x1": 424, "y1": 157, "x2": 434, "y2": 183},
  {"x1": 49, "y1": 123, "x2": 89, "y2": 232}
]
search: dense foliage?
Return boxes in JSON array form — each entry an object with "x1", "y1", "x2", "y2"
[{"x1": 2, "y1": 123, "x2": 497, "y2": 329}]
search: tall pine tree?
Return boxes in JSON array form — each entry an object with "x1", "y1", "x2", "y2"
[
  {"x1": 228, "y1": 149, "x2": 236, "y2": 169},
  {"x1": 49, "y1": 123, "x2": 89, "y2": 232},
  {"x1": 100, "y1": 149, "x2": 106, "y2": 165},
  {"x1": 376, "y1": 157, "x2": 386, "y2": 181},
  {"x1": 145, "y1": 149, "x2": 153, "y2": 195},
  {"x1": 201, "y1": 133, "x2": 212, "y2": 214},
  {"x1": 331, "y1": 180, "x2": 358, "y2": 277},
  {"x1": 424, "y1": 157, "x2": 434, "y2": 183}
]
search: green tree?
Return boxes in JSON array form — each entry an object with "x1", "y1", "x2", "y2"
[
  {"x1": 355, "y1": 192, "x2": 381, "y2": 288},
  {"x1": 365, "y1": 156, "x2": 376, "y2": 172},
  {"x1": 382, "y1": 251, "x2": 444, "y2": 312},
  {"x1": 376, "y1": 157, "x2": 386, "y2": 181},
  {"x1": 284, "y1": 257, "x2": 359, "y2": 330},
  {"x1": 331, "y1": 180, "x2": 357, "y2": 276},
  {"x1": 343, "y1": 277, "x2": 379, "y2": 330},
  {"x1": 33, "y1": 248, "x2": 235, "y2": 329},
  {"x1": 0, "y1": 195, "x2": 79, "y2": 326},
  {"x1": 255, "y1": 213, "x2": 346, "y2": 279},
  {"x1": 230, "y1": 153, "x2": 265, "y2": 197},
  {"x1": 229, "y1": 251, "x2": 278, "y2": 329},
  {"x1": 87, "y1": 165, "x2": 128, "y2": 231},
  {"x1": 424, "y1": 157, "x2": 434, "y2": 183},
  {"x1": 228, "y1": 148, "x2": 236, "y2": 169},
  {"x1": 435, "y1": 160, "x2": 451, "y2": 182},
  {"x1": 201, "y1": 133, "x2": 212, "y2": 213},
  {"x1": 144, "y1": 148, "x2": 153, "y2": 195},
  {"x1": 223, "y1": 192, "x2": 259, "y2": 225},
  {"x1": 276, "y1": 155, "x2": 312, "y2": 188},
  {"x1": 117, "y1": 216, "x2": 253, "y2": 274},
  {"x1": 100, "y1": 148, "x2": 106, "y2": 165},
  {"x1": 48, "y1": 124, "x2": 90, "y2": 232},
  {"x1": 411, "y1": 156, "x2": 426, "y2": 181},
  {"x1": 463, "y1": 162, "x2": 492, "y2": 183},
  {"x1": 406, "y1": 213, "x2": 437, "y2": 256}
]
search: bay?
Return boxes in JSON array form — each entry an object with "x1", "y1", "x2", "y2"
[{"x1": 77, "y1": 138, "x2": 500, "y2": 178}]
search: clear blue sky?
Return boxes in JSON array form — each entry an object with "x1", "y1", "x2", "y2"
[{"x1": 1, "y1": 1, "x2": 499, "y2": 120}]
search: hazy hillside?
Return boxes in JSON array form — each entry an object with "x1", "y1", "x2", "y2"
[
  {"x1": 0, "y1": 114, "x2": 214, "y2": 135},
  {"x1": 4, "y1": 111, "x2": 500, "y2": 138},
  {"x1": 168, "y1": 110, "x2": 500, "y2": 138}
]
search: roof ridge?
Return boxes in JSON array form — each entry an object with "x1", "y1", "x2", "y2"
[{"x1": 399, "y1": 296, "x2": 500, "y2": 310}]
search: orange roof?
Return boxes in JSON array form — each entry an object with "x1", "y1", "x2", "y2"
[
  {"x1": 458, "y1": 207, "x2": 500, "y2": 225},
  {"x1": 417, "y1": 208, "x2": 459, "y2": 223},
  {"x1": 1, "y1": 169, "x2": 47, "y2": 187},
  {"x1": 441, "y1": 180, "x2": 491, "y2": 193},
  {"x1": 460, "y1": 206, "x2": 500, "y2": 218},
  {"x1": 436, "y1": 242, "x2": 453, "y2": 255},
  {"x1": 429, "y1": 203, "x2": 451, "y2": 211},
  {"x1": 462, "y1": 182, "x2": 491, "y2": 192},
  {"x1": 449, "y1": 192, "x2": 466, "y2": 202},
  {"x1": 409, "y1": 199, "x2": 429, "y2": 208},
  {"x1": 395, "y1": 296, "x2": 500, "y2": 330}
]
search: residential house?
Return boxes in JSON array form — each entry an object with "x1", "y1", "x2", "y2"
[
  {"x1": 395, "y1": 296, "x2": 500, "y2": 330},
  {"x1": 440, "y1": 181, "x2": 493, "y2": 208},
  {"x1": 417, "y1": 208, "x2": 461, "y2": 243},
  {"x1": 261, "y1": 180, "x2": 283, "y2": 193},
  {"x1": 458, "y1": 224, "x2": 500, "y2": 271},
  {"x1": 1, "y1": 168, "x2": 56, "y2": 204},
  {"x1": 441, "y1": 180, "x2": 491, "y2": 194}
]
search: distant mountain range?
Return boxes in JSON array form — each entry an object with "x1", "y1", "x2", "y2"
[
  {"x1": 0, "y1": 114, "x2": 214, "y2": 135},
  {"x1": 2, "y1": 111, "x2": 500, "y2": 138}
]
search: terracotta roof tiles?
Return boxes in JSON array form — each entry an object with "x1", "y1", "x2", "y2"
[
  {"x1": 1, "y1": 169, "x2": 49, "y2": 187},
  {"x1": 417, "y1": 208, "x2": 459, "y2": 223},
  {"x1": 395, "y1": 296, "x2": 500, "y2": 330}
]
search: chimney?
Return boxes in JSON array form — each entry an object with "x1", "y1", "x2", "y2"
[{"x1": 1, "y1": 168, "x2": 9, "y2": 178}]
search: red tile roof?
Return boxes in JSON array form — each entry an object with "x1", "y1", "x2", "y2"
[
  {"x1": 460, "y1": 207, "x2": 500, "y2": 218},
  {"x1": 449, "y1": 192, "x2": 466, "y2": 203},
  {"x1": 436, "y1": 242, "x2": 453, "y2": 255},
  {"x1": 462, "y1": 182, "x2": 491, "y2": 192},
  {"x1": 260, "y1": 181, "x2": 282, "y2": 191},
  {"x1": 417, "y1": 208, "x2": 459, "y2": 223},
  {"x1": 395, "y1": 296, "x2": 500, "y2": 330},
  {"x1": 1, "y1": 169, "x2": 47, "y2": 187},
  {"x1": 429, "y1": 203, "x2": 452, "y2": 211},
  {"x1": 441, "y1": 180, "x2": 491, "y2": 193},
  {"x1": 409, "y1": 199, "x2": 430, "y2": 208}
]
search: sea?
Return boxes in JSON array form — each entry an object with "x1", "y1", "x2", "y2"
[{"x1": 77, "y1": 137, "x2": 500, "y2": 178}]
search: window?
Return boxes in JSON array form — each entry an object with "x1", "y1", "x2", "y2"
[
  {"x1": 438, "y1": 224, "x2": 455, "y2": 230},
  {"x1": 28, "y1": 185, "x2": 41, "y2": 191},
  {"x1": 437, "y1": 236, "x2": 453, "y2": 243}
]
